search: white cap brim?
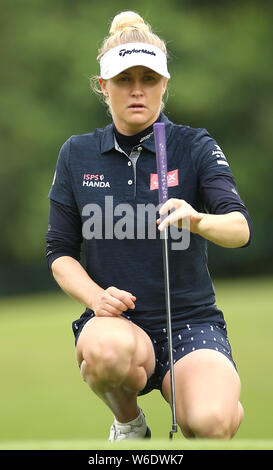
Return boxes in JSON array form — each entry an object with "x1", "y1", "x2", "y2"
[{"x1": 100, "y1": 42, "x2": 170, "y2": 79}]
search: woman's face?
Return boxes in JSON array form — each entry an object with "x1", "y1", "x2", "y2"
[{"x1": 100, "y1": 66, "x2": 168, "y2": 135}]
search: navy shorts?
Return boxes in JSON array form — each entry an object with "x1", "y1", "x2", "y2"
[
  {"x1": 72, "y1": 314, "x2": 236, "y2": 396},
  {"x1": 137, "y1": 321, "x2": 236, "y2": 395}
]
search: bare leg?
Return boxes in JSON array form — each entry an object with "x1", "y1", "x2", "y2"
[
  {"x1": 76, "y1": 316, "x2": 155, "y2": 423},
  {"x1": 162, "y1": 349, "x2": 244, "y2": 438}
]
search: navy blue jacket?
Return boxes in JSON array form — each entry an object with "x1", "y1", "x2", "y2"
[{"x1": 46, "y1": 114, "x2": 252, "y2": 330}]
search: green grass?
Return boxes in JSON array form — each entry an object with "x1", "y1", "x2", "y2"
[
  {"x1": 0, "y1": 276, "x2": 272, "y2": 445},
  {"x1": 0, "y1": 439, "x2": 273, "y2": 450}
]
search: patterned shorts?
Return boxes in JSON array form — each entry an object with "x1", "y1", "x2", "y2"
[{"x1": 137, "y1": 321, "x2": 236, "y2": 396}]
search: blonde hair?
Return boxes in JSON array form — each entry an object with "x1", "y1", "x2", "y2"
[
  {"x1": 98, "y1": 11, "x2": 167, "y2": 60},
  {"x1": 90, "y1": 11, "x2": 169, "y2": 111}
]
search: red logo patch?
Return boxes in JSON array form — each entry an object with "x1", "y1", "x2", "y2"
[{"x1": 150, "y1": 169, "x2": 179, "y2": 191}]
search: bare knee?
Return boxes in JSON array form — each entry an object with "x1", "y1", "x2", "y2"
[
  {"x1": 80, "y1": 330, "x2": 136, "y2": 387},
  {"x1": 181, "y1": 406, "x2": 239, "y2": 439}
]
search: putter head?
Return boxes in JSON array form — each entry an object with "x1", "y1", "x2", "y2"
[{"x1": 169, "y1": 424, "x2": 178, "y2": 439}]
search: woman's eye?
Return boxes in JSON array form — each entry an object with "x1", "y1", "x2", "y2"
[{"x1": 144, "y1": 75, "x2": 158, "y2": 82}]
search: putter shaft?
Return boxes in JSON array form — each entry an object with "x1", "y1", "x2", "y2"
[{"x1": 162, "y1": 229, "x2": 177, "y2": 439}]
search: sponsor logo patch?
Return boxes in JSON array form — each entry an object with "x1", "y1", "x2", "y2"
[
  {"x1": 150, "y1": 169, "x2": 179, "y2": 190},
  {"x1": 82, "y1": 173, "x2": 111, "y2": 188}
]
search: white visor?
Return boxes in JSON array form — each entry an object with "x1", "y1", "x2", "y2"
[{"x1": 100, "y1": 42, "x2": 170, "y2": 80}]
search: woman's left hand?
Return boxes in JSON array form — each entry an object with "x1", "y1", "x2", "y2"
[{"x1": 157, "y1": 198, "x2": 204, "y2": 234}]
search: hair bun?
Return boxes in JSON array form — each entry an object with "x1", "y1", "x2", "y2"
[{"x1": 109, "y1": 11, "x2": 151, "y2": 35}]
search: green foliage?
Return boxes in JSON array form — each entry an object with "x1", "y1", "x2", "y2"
[{"x1": 0, "y1": 0, "x2": 272, "y2": 281}]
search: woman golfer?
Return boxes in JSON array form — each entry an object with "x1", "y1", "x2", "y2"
[{"x1": 46, "y1": 11, "x2": 252, "y2": 440}]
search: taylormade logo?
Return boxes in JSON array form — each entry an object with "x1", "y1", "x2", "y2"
[
  {"x1": 119, "y1": 48, "x2": 156, "y2": 57},
  {"x1": 82, "y1": 196, "x2": 190, "y2": 251}
]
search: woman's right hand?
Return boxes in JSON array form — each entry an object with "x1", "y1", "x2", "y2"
[{"x1": 92, "y1": 286, "x2": 136, "y2": 317}]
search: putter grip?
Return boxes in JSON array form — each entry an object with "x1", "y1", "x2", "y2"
[{"x1": 153, "y1": 123, "x2": 168, "y2": 206}]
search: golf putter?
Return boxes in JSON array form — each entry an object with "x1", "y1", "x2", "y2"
[{"x1": 153, "y1": 122, "x2": 178, "y2": 439}]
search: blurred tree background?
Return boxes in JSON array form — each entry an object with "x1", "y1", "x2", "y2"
[{"x1": 0, "y1": 0, "x2": 272, "y2": 295}]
